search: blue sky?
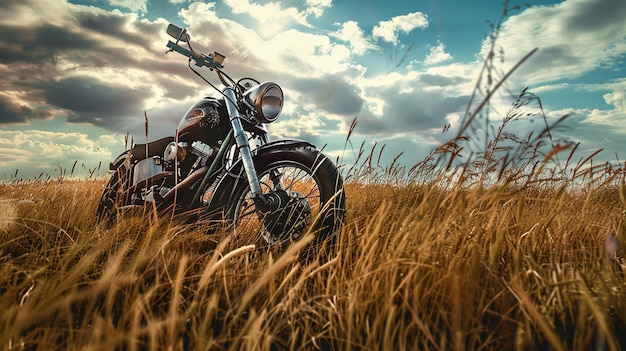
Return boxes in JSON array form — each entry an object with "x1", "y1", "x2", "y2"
[{"x1": 1, "y1": 0, "x2": 624, "y2": 179}]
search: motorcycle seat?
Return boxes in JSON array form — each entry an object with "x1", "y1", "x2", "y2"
[{"x1": 131, "y1": 136, "x2": 175, "y2": 162}]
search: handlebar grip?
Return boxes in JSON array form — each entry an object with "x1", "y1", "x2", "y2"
[{"x1": 166, "y1": 41, "x2": 223, "y2": 69}]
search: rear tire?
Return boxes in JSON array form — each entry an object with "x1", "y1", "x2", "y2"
[{"x1": 96, "y1": 163, "x2": 131, "y2": 224}]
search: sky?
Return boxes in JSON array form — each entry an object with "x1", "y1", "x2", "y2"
[{"x1": 1, "y1": 0, "x2": 625, "y2": 180}]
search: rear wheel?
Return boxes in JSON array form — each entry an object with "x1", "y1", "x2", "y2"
[
  {"x1": 96, "y1": 164, "x2": 131, "y2": 224},
  {"x1": 215, "y1": 146, "x2": 344, "y2": 253}
]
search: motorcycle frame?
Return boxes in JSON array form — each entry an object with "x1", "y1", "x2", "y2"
[{"x1": 188, "y1": 88, "x2": 269, "y2": 209}]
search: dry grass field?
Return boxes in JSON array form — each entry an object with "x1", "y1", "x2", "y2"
[{"x1": 1, "y1": 157, "x2": 625, "y2": 350}]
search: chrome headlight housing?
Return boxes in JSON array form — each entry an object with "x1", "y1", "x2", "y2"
[{"x1": 243, "y1": 82, "x2": 283, "y2": 123}]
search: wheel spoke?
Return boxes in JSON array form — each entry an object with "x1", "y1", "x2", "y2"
[{"x1": 233, "y1": 164, "x2": 321, "y2": 246}]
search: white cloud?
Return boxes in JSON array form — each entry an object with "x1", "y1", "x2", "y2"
[
  {"x1": 179, "y1": 2, "x2": 362, "y2": 78},
  {"x1": 588, "y1": 78, "x2": 626, "y2": 113},
  {"x1": 222, "y1": 0, "x2": 329, "y2": 40},
  {"x1": 424, "y1": 41, "x2": 453, "y2": 65},
  {"x1": 108, "y1": 0, "x2": 147, "y2": 12},
  {"x1": 224, "y1": 0, "x2": 305, "y2": 24},
  {"x1": 585, "y1": 108, "x2": 626, "y2": 132},
  {"x1": 445, "y1": 112, "x2": 461, "y2": 129},
  {"x1": 577, "y1": 78, "x2": 626, "y2": 128},
  {"x1": 271, "y1": 111, "x2": 328, "y2": 139},
  {"x1": 1, "y1": 0, "x2": 71, "y2": 26},
  {"x1": 0, "y1": 130, "x2": 124, "y2": 178},
  {"x1": 604, "y1": 91, "x2": 626, "y2": 112},
  {"x1": 332, "y1": 21, "x2": 378, "y2": 55},
  {"x1": 530, "y1": 83, "x2": 571, "y2": 94},
  {"x1": 305, "y1": 0, "x2": 332, "y2": 18},
  {"x1": 372, "y1": 12, "x2": 429, "y2": 45},
  {"x1": 306, "y1": 0, "x2": 332, "y2": 7}
]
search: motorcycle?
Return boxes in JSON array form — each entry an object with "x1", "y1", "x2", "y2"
[{"x1": 96, "y1": 24, "x2": 345, "y2": 251}]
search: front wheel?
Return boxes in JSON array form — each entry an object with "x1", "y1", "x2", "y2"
[{"x1": 214, "y1": 146, "x2": 345, "y2": 253}]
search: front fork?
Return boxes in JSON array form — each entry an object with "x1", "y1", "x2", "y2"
[{"x1": 222, "y1": 88, "x2": 268, "y2": 206}]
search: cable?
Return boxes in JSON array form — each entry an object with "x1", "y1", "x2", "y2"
[{"x1": 188, "y1": 59, "x2": 239, "y2": 109}]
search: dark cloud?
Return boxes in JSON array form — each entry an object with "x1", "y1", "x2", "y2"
[
  {"x1": 0, "y1": 0, "x2": 27, "y2": 12},
  {"x1": 419, "y1": 74, "x2": 469, "y2": 87},
  {"x1": 0, "y1": 96, "x2": 28, "y2": 124},
  {"x1": 0, "y1": 4, "x2": 169, "y2": 69},
  {"x1": 43, "y1": 76, "x2": 151, "y2": 126},
  {"x1": 561, "y1": 0, "x2": 626, "y2": 36},
  {"x1": 75, "y1": 11, "x2": 132, "y2": 39},
  {"x1": 74, "y1": 10, "x2": 165, "y2": 48},
  {"x1": 0, "y1": 95, "x2": 52, "y2": 124},
  {"x1": 349, "y1": 109, "x2": 390, "y2": 136},
  {"x1": 519, "y1": 45, "x2": 583, "y2": 77},
  {"x1": 158, "y1": 76, "x2": 199, "y2": 100},
  {"x1": 0, "y1": 4, "x2": 196, "y2": 128},
  {"x1": 290, "y1": 75, "x2": 363, "y2": 115},
  {"x1": 0, "y1": 24, "x2": 97, "y2": 64},
  {"x1": 357, "y1": 86, "x2": 468, "y2": 136}
]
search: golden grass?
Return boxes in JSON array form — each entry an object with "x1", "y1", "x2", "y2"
[{"x1": 0, "y1": 172, "x2": 624, "y2": 350}]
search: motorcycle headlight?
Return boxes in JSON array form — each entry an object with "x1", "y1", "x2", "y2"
[{"x1": 244, "y1": 82, "x2": 283, "y2": 123}]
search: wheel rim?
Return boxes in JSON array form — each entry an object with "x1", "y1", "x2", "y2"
[{"x1": 232, "y1": 162, "x2": 322, "y2": 246}]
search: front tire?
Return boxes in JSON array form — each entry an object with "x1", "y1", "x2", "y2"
[{"x1": 213, "y1": 146, "x2": 345, "y2": 253}]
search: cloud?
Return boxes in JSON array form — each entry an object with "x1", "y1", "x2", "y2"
[
  {"x1": 545, "y1": 108, "x2": 626, "y2": 162},
  {"x1": 577, "y1": 78, "x2": 626, "y2": 130},
  {"x1": 0, "y1": 93, "x2": 54, "y2": 124},
  {"x1": 290, "y1": 74, "x2": 364, "y2": 116},
  {"x1": 44, "y1": 76, "x2": 151, "y2": 121},
  {"x1": 269, "y1": 110, "x2": 333, "y2": 147},
  {"x1": 305, "y1": 0, "x2": 333, "y2": 18},
  {"x1": 221, "y1": 0, "x2": 330, "y2": 40},
  {"x1": 107, "y1": 0, "x2": 147, "y2": 13},
  {"x1": 0, "y1": 23, "x2": 98, "y2": 64},
  {"x1": 487, "y1": 0, "x2": 626, "y2": 84},
  {"x1": 178, "y1": 2, "x2": 364, "y2": 79},
  {"x1": 347, "y1": 70, "x2": 469, "y2": 137},
  {"x1": 0, "y1": 130, "x2": 124, "y2": 179},
  {"x1": 587, "y1": 78, "x2": 626, "y2": 111},
  {"x1": 332, "y1": 21, "x2": 378, "y2": 55},
  {"x1": 424, "y1": 41, "x2": 453, "y2": 65},
  {"x1": 224, "y1": 0, "x2": 305, "y2": 24},
  {"x1": 419, "y1": 73, "x2": 469, "y2": 87},
  {"x1": 0, "y1": 0, "x2": 174, "y2": 132},
  {"x1": 372, "y1": 12, "x2": 429, "y2": 45},
  {"x1": 375, "y1": 87, "x2": 467, "y2": 135}
]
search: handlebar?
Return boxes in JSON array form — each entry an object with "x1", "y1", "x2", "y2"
[{"x1": 166, "y1": 40, "x2": 225, "y2": 69}]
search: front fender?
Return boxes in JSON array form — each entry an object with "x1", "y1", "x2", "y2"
[{"x1": 206, "y1": 139, "x2": 316, "y2": 207}]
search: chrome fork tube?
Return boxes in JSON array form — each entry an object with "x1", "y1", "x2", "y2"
[{"x1": 223, "y1": 88, "x2": 265, "y2": 202}]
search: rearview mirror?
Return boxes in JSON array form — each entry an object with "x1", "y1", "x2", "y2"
[{"x1": 167, "y1": 24, "x2": 187, "y2": 42}]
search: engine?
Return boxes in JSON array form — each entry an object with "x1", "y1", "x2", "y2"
[
  {"x1": 189, "y1": 141, "x2": 217, "y2": 166},
  {"x1": 163, "y1": 140, "x2": 217, "y2": 173},
  {"x1": 130, "y1": 140, "x2": 218, "y2": 204}
]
